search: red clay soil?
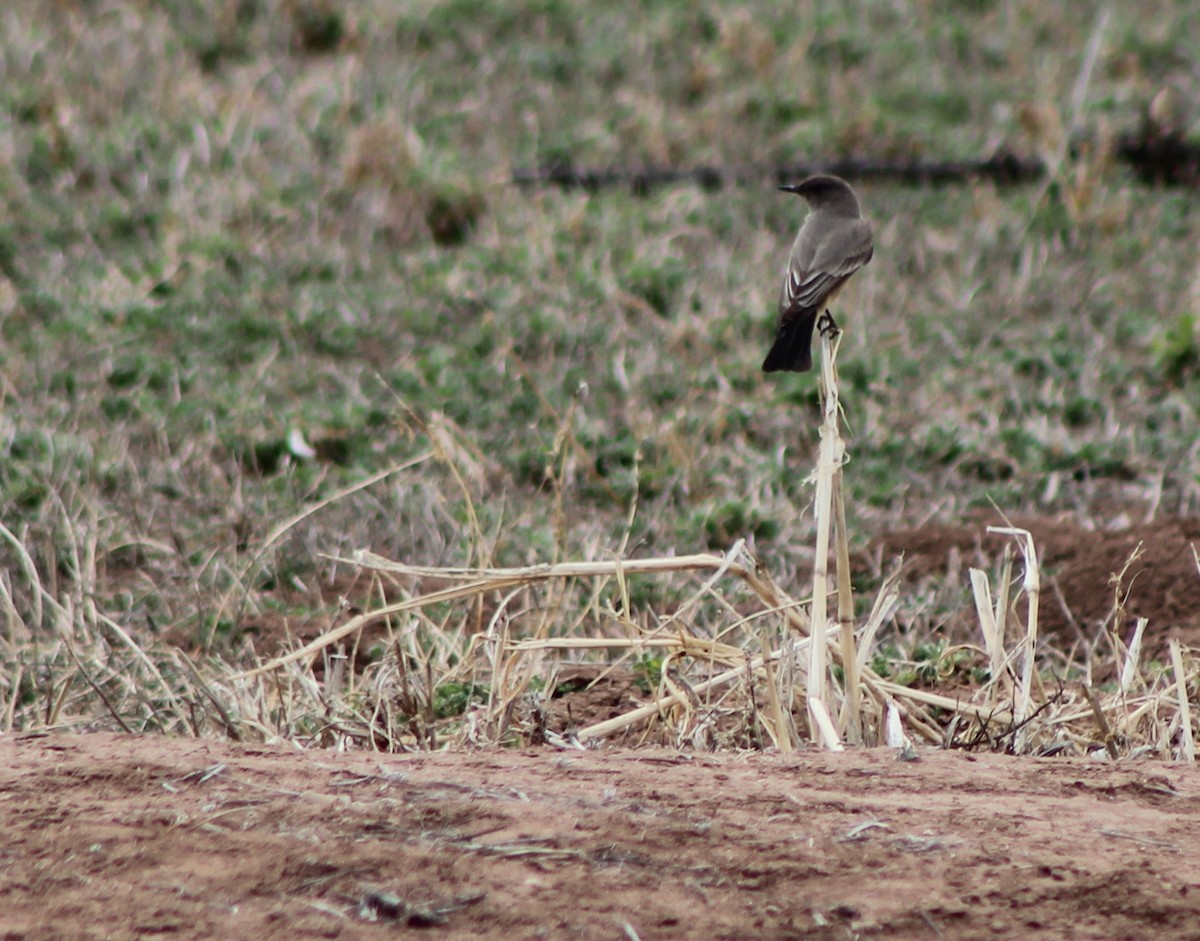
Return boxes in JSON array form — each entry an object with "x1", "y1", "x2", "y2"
[{"x1": 4, "y1": 732, "x2": 1199, "y2": 940}]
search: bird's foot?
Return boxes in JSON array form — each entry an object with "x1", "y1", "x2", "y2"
[{"x1": 817, "y1": 311, "x2": 841, "y2": 338}]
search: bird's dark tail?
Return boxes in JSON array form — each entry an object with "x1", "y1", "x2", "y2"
[{"x1": 762, "y1": 308, "x2": 819, "y2": 373}]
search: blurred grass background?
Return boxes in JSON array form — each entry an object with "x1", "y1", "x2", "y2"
[{"x1": 0, "y1": 0, "x2": 1198, "y2": 736}]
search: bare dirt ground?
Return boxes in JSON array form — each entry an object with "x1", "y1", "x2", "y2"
[{"x1": 4, "y1": 732, "x2": 1200, "y2": 941}]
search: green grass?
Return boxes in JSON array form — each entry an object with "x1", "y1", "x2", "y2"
[{"x1": 1, "y1": 0, "x2": 1198, "y2": 751}]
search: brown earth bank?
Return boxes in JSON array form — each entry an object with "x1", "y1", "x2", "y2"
[
  {"x1": 3, "y1": 733, "x2": 1200, "y2": 941},
  {"x1": 875, "y1": 514, "x2": 1200, "y2": 651}
]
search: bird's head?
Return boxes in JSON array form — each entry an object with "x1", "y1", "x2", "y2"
[{"x1": 778, "y1": 175, "x2": 861, "y2": 215}]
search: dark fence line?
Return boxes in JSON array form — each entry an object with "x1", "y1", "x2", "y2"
[{"x1": 511, "y1": 130, "x2": 1200, "y2": 193}]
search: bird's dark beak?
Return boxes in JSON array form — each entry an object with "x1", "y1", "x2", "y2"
[{"x1": 777, "y1": 184, "x2": 802, "y2": 194}]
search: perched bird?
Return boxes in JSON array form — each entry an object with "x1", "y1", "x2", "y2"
[{"x1": 762, "y1": 175, "x2": 874, "y2": 373}]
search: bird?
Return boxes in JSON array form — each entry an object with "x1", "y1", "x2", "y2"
[{"x1": 762, "y1": 175, "x2": 874, "y2": 373}]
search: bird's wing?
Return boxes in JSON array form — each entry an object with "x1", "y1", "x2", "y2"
[
  {"x1": 780, "y1": 268, "x2": 852, "y2": 313},
  {"x1": 780, "y1": 220, "x2": 873, "y2": 313}
]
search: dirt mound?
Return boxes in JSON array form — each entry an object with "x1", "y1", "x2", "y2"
[
  {"x1": 4, "y1": 733, "x2": 1199, "y2": 940},
  {"x1": 876, "y1": 515, "x2": 1200, "y2": 651}
]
